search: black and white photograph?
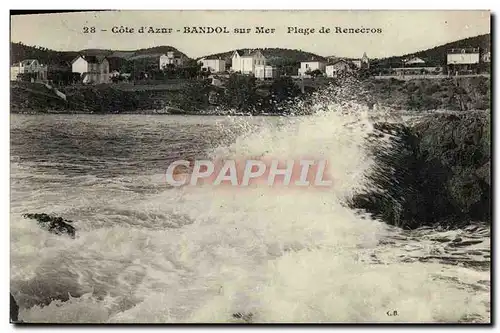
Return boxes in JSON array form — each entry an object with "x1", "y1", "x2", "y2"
[{"x1": 9, "y1": 10, "x2": 491, "y2": 324}]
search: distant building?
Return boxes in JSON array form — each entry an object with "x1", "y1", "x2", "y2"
[
  {"x1": 231, "y1": 49, "x2": 266, "y2": 75},
  {"x1": 160, "y1": 51, "x2": 184, "y2": 68},
  {"x1": 349, "y1": 52, "x2": 370, "y2": 69},
  {"x1": 482, "y1": 49, "x2": 491, "y2": 63},
  {"x1": 11, "y1": 59, "x2": 48, "y2": 81},
  {"x1": 404, "y1": 56, "x2": 426, "y2": 66},
  {"x1": 328, "y1": 53, "x2": 369, "y2": 71},
  {"x1": 198, "y1": 56, "x2": 226, "y2": 73},
  {"x1": 255, "y1": 65, "x2": 279, "y2": 79},
  {"x1": 298, "y1": 57, "x2": 326, "y2": 76},
  {"x1": 71, "y1": 55, "x2": 110, "y2": 84},
  {"x1": 361, "y1": 52, "x2": 370, "y2": 69},
  {"x1": 447, "y1": 47, "x2": 480, "y2": 74},
  {"x1": 10, "y1": 65, "x2": 20, "y2": 81},
  {"x1": 351, "y1": 59, "x2": 362, "y2": 69},
  {"x1": 325, "y1": 59, "x2": 354, "y2": 77}
]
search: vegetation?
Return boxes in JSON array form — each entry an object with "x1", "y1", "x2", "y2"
[
  {"x1": 361, "y1": 76, "x2": 490, "y2": 111},
  {"x1": 177, "y1": 79, "x2": 213, "y2": 112},
  {"x1": 350, "y1": 111, "x2": 491, "y2": 229},
  {"x1": 269, "y1": 76, "x2": 302, "y2": 105},
  {"x1": 11, "y1": 42, "x2": 77, "y2": 66},
  {"x1": 371, "y1": 34, "x2": 490, "y2": 68},
  {"x1": 11, "y1": 82, "x2": 68, "y2": 111},
  {"x1": 10, "y1": 42, "x2": 191, "y2": 76},
  {"x1": 221, "y1": 74, "x2": 259, "y2": 112}
]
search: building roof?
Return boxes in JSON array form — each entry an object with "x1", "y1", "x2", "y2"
[
  {"x1": 448, "y1": 47, "x2": 480, "y2": 54},
  {"x1": 301, "y1": 56, "x2": 326, "y2": 63},
  {"x1": 326, "y1": 59, "x2": 351, "y2": 66},
  {"x1": 204, "y1": 55, "x2": 225, "y2": 60},
  {"x1": 71, "y1": 54, "x2": 108, "y2": 64},
  {"x1": 233, "y1": 49, "x2": 264, "y2": 58},
  {"x1": 20, "y1": 59, "x2": 37, "y2": 66}
]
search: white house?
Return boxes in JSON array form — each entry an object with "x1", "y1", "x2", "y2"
[
  {"x1": 350, "y1": 53, "x2": 370, "y2": 69},
  {"x1": 447, "y1": 48, "x2": 481, "y2": 74},
  {"x1": 351, "y1": 59, "x2": 362, "y2": 69},
  {"x1": 482, "y1": 50, "x2": 491, "y2": 63},
  {"x1": 447, "y1": 48, "x2": 480, "y2": 65},
  {"x1": 71, "y1": 55, "x2": 110, "y2": 84},
  {"x1": 11, "y1": 59, "x2": 48, "y2": 81},
  {"x1": 231, "y1": 49, "x2": 266, "y2": 75},
  {"x1": 160, "y1": 51, "x2": 184, "y2": 68},
  {"x1": 298, "y1": 58, "x2": 326, "y2": 76},
  {"x1": 10, "y1": 65, "x2": 20, "y2": 81},
  {"x1": 325, "y1": 59, "x2": 353, "y2": 77},
  {"x1": 198, "y1": 56, "x2": 226, "y2": 73}
]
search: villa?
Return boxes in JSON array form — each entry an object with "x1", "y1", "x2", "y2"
[{"x1": 231, "y1": 49, "x2": 266, "y2": 75}]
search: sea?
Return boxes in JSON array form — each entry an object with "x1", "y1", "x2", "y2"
[{"x1": 10, "y1": 104, "x2": 490, "y2": 323}]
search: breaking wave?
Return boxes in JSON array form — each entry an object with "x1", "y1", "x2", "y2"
[{"x1": 11, "y1": 87, "x2": 490, "y2": 323}]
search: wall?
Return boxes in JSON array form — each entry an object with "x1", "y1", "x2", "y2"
[
  {"x1": 159, "y1": 55, "x2": 169, "y2": 69},
  {"x1": 447, "y1": 53, "x2": 480, "y2": 65},
  {"x1": 299, "y1": 62, "x2": 325, "y2": 76},
  {"x1": 231, "y1": 54, "x2": 240, "y2": 72},
  {"x1": 240, "y1": 57, "x2": 254, "y2": 74},
  {"x1": 201, "y1": 59, "x2": 226, "y2": 73},
  {"x1": 72, "y1": 57, "x2": 88, "y2": 74},
  {"x1": 325, "y1": 63, "x2": 350, "y2": 77},
  {"x1": 10, "y1": 66, "x2": 20, "y2": 81}
]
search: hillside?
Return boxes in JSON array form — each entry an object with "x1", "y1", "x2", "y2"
[
  {"x1": 372, "y1": 34, "x2": 490, "y2": 67},
  {"x1": 199, "y1": 48, "x2": 327, "y2": 66},
  {"x1": 10, "y1": 43, "x2": 191, "y2": 66},
  {"x1": 10, "y1": 42, "x2": 78, "y2": 66}
]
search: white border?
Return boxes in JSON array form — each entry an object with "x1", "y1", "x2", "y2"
[{"x1": 1, "y1": 1, "x2": 497, "y2": 333}]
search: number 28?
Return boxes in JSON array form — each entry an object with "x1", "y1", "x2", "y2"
[{"x1": 83, "y1": 27, "x2": 96, "y2": 33}]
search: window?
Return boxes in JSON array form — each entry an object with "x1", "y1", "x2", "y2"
[{"x1": 305, "y1": 64, "x2": 309, "y2": 68}]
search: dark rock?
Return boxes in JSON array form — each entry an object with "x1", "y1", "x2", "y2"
[
  {"x1": 22, "y1": 213, "x2": 76, "y2": 238},
  {"x1": 10, "y1": 293, "x2": 19, "y2": 323},
  {"x1": 430, "y1": 237, "x2": 453, "y2": 243},
  {"x1": 448, "y1": 239, "x2": 484, "y2": 247},
  {"x1": 350, "y1": 111, "x2": 491, "y2": 229}
]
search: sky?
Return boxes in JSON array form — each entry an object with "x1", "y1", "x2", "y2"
[{"x1": 10, "y1": 10, "x2": 490, "y2": 59}]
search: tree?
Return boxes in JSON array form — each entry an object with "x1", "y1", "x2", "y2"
[
  {"x1": 223, "y1": 73, "x2": 258, "y2": 111},
  {"x1": 178, "y1": 79, "x2": 212, "y2": 111},
  {"x1": 269, "y1": 77, "x2": 301, "y2": 103},
  {"x1": 310, "y1": 69, "x2": 324, "y2": 77}
]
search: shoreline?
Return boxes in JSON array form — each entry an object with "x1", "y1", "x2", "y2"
[
  {"x1": 10, "y1": 75, "x2": 490, "y2": 115},
  {"x1": 10, "y1": 109, "x2": 489, "y2": 116},
  {"x1": 10, "y1": 109, "x2": 285, "y2": 116}
]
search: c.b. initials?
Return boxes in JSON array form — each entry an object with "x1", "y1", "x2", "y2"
[{"x1": 386, "y1": 310, "x2": 398, "y2": 316}]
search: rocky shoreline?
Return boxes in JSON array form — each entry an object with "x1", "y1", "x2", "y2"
[
  {"x1": 351, "y1": 111, "x2": 491, "y2": 229},
  {"x1": 10, "y1": 76, "x2": 490, "y2": 115}
]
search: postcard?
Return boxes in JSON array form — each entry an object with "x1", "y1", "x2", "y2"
[{"x1": 10, "y1": 10, "x2": 491, "y2": 324}]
